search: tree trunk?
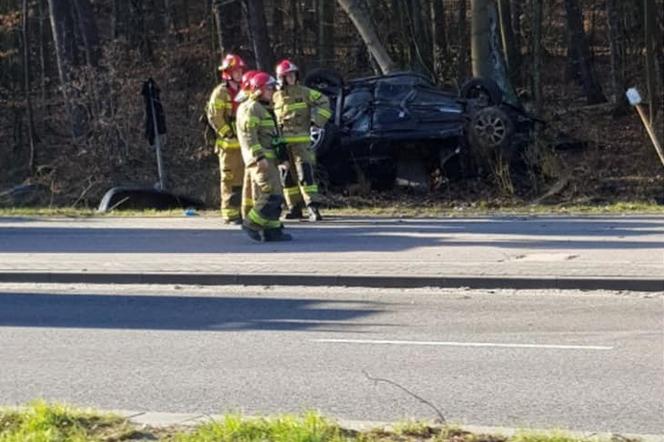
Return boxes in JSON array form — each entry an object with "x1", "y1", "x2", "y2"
[
  {"x1": 39, "y1": 0, "x2": 49, "y2": 102},
  {"x1": 471, "y1": 0, "x2": 491, "y2": 78},
  {"x1": 563, "y1": 0, "x2": 606, "y2": 104},
  {"x1": 395, "y1": 0, "x2": 410, "y2": 66},
  {"x1": 22, "y1": 0, "x2": 38, "y2": 173},
  {"x1": 318, "y1": 0, "x2": 335, "y2": 67},
  {"x1": 471, "y1": 0, "x2": 517, "y2": 103},
  {"x1": 48, "y1": 0, "x2": 83, "y2": 137},
  {"x1": 497, "y1": 0, "x2": 519, "y2": 81},
  {"x1": 213, "y1": 0, "x2": 242, "y2": 54},
  {"x1": 644, "y1": 0, "x2": 659, "y2": 122},
  {"x1": 512, "y1": 0, "x2": 523, "y2": 61},
  {"x1": 162, "y1": 0, "x2": 174, "y2": 36},
  {"x1": 431, "y1": 0, "x2": 447, "y2": 81},
  {"x1": 291, "y1": 0, "x2": 301, "y2": 57},
  {"x1": 337, "y1": 0, "x2": 397, "y2": 74},
  {"x1": 244, "y1": 0, "x2": 274, "y2": 70},
  {"x1": 407, "y1": 0, "x2": 431, "y2": 73},
  {"x1": 111, "y1": 0, "x2": 129, "y2": 40},
  {"x1": 72, "y1": 0, "x2": 100, "y2": 66},
  {"x1": 129, "y1": 0, "x2": 152, "y2": 59},
  {"x1": 457, "y1": 0, "x2": 469, "y2": 85},
  {"x1": 606, "y1": 0, "x2": 628, "y2": 110},
  {"x1": 272, "y1": 0, "x2": 284, "y2": 50},
  {"x1": 531, "y1": 0, "x2": 542, "y2": 114}
]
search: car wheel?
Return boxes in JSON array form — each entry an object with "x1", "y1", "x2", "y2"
[
  {"x1": 304, "y1": 68, "x2": 344, "y2": 95},
  {"x1": 468, "y1": 106, "x2": 514, "y2": 151},
  {"x1": 311, "y1": 122, "x2": 338, "y2": 158},
  {"x1": 460, "y1": 78, "x2": 503, "y2": 106}
]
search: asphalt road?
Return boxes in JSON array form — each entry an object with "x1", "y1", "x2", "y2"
[
  {"x1": 0, "y1": 284, "x2": 662, "y2": 435},
  {"x1": 1, "y1": 216, "x2": 663, "y2": 283}
]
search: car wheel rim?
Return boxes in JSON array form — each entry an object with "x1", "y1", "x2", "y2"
[
  {"x1": 474, "y1": 113, "x2": 507, "y2": 147},
  {"x1": 310, "y1": 127, "x2": 325, "y2": 150}
]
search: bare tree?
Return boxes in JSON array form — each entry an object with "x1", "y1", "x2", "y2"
[
  {"x1": 48, "y1": 0, "x2": 81, "y2": 136},
  {"x1": 512, "y1": 0, "x2": 523, "y2": 64},
  {"x1": 644, "y1": 0, "x2": 659, "y2": 122},
  {"x1": 406, "y1": 0, "x2": 431, "y2": 73},
  {"x1": 430, "y1": 0, "x2": 447, "y2": 81},
  {"x1": 337, "y1": 0, "x2": 397, "y2": 74},
  {"x1": 531, "y1": 0, "x2": 542, "y2": 114},
  {"x1": 72, "y1": 0, "x2": 100, "y2": 66},
  {"x1": 457, "y1": 0, "x2": 470, "y2": 84},
  {"x1": 213, "y1": 0, "x2": 242, "y2": 55},
  {"x1": 563, "y1": 0, "x2": 606, "y2": 104},
  {"x1": 318, "y1": 0, "x2": 336, "y2": 67},
  {"x1": 606, "y1": 0, "x2": 627, "y2": 110},
  {"x1": 244, "y1": 0, "x2": 274, "y2": 70},
  {"x1": 497, "y1": 0, "x2": 520, "y2": 82},
  {"x1": 22, "y1": 0, "x2": 38, "y2": 172}
]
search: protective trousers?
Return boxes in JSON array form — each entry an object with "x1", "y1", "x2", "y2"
[
  {"x1": 241, "y1": 170, "x2": 254, "y2": 220},
  {"x1": 244, "y1": 159, "x2": 284, "y2": 232},
  {"x1": 282, "y1": 142, "x2": 321, "y2": 208},
  {"x1": 218, "y1": 146, "x2": 244, "y2": 222}
]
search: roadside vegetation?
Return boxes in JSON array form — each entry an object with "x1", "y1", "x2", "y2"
[{"x1": 0, "y1": 402, "x2": 645, "y2": 442}]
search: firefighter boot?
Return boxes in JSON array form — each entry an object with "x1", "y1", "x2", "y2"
[
  {"x1": 242, "y1": 225, "x2": 264, "y2": 242},
  {"x1": 263, "y1": 228, "x2": 293, "y2": 242},
  {"x1": 284, "y1": 204, "x2": 304, "y2": 220},
  {"x1": 307, "y1": 204, "x2": 322, "y2": 222},
  {"x1": 223, "y1": 218, "x2": 243, "y2": 225}
]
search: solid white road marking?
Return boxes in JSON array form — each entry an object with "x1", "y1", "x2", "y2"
[{"x1": 312, "y1": 338, "x2": 613, "y2": 351}]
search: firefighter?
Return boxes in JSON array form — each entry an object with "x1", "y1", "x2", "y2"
[
  {"x1": 236, "y1": 69, "x2": 259, "y2": 220},
  {"x1": 206, "y1": 53, "x2": 246, "y2": 224},
  {"x1": 273, "y1": 59, "x2": 332, "y2": 221},
  {"x1": 236, "y1": 72, "x2": 292, "y2": 242}
]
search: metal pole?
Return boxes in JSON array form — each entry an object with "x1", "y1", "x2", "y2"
[{"x1": 148, "y1": 82, "x2": 167, "y2": 190}]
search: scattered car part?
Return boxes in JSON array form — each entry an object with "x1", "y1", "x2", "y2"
[{"x1": 98, "y1": 187, "x2": 204, "y2": 212}]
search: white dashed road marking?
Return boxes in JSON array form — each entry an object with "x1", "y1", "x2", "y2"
[{"x1": 312, "y1": 338, "x2": 613, "y2": 351}]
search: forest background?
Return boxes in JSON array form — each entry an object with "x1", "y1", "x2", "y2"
[{"x1": 0, "y1": 0, "x2": 662, "y2": 209}]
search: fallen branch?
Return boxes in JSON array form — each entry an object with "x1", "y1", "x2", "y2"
[
  {"x1": 363, "y1": 370, "x2": 446, "y2": 424},
  {"x1": 72, "y1": 176, "x2": 97, "y2": 208}
]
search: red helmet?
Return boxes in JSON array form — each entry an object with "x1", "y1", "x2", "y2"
[
  {"x1": 218, "y1": 54, "x2": 246, "y2": 80},
  {"x1": 241, "y1": 70, "x2": 259, "y2": 90},
  {"x1": 249, "y1": 72, "x2": 277, "y2": 96},
  {"x1": 275, "y1": 59, "x2": 299, "y2": 78}
]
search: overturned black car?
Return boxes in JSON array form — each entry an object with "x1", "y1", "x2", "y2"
[{"x1": 303, "y1": 70, "x2": 535, "y2": 190}]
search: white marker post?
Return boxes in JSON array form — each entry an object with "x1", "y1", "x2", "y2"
[{"x1": 626, "y1": 87, "x2": 664, "y2": 167}]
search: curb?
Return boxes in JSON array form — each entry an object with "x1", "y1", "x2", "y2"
[
  {"x1": 0, "y1": 272, "x2": 662, "y2": 292},
  {"x1": 107, "y1": 410, "x2": 664, "y2": 442},
  {"x1": 1, "y1": 406, "x2": 661, "y2": 441}
]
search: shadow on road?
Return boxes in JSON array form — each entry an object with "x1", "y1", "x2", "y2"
[
  {"x1": 0, "y1": 291, "x2": 388, "y2": 332},
  {"x1": 0, "y1": 216, "x2": 662, "y2": 253}
]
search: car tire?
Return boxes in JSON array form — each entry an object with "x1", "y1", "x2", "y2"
[
  {"x1": 460, "y1": 77, "x2": 503, "y2": 106},
  {"x1": 468, "y1": 106, "x2": 515, "y2": 151},
  {"x1": 304, "y1": 68, "x2": 344, "y2": 95}
]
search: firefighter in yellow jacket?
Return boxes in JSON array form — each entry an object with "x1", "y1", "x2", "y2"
[
  {"x1": 236, "y1": 72, "x2": 292, "y2": 242},
  {"x1": 273, "y1": 59, "x2": 332, "y2": 221},
  {"x1": 206, "y1": 54, "x2": 246, "y2": 224}
]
